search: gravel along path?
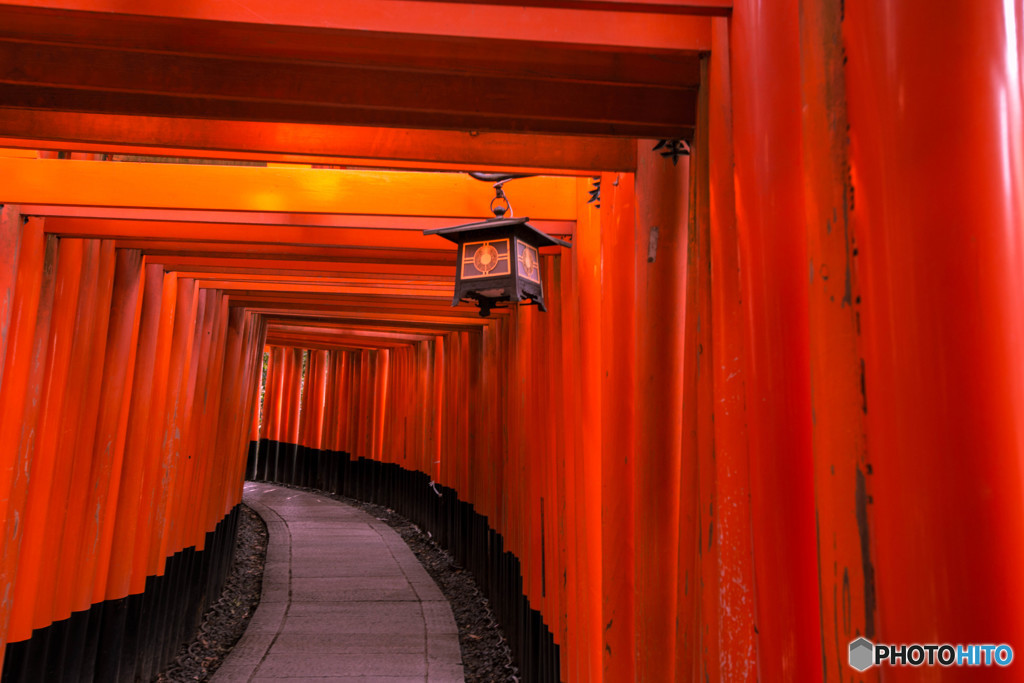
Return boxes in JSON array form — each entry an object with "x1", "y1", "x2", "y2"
[
  {"x1": 156, "y1": 505, "x2": 268, "y2": 682},
  {"x1": 157, "y1": 487, "x2": 519, "y2": 683}
]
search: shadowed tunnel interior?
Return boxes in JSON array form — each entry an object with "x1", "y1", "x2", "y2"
[{"x1": 1, "y1": 1, "x2": 1024, "y2": 682}]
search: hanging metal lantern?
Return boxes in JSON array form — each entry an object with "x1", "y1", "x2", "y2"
[{"x1": 424, "y1": 175, "x2": 571, "y2": 317}]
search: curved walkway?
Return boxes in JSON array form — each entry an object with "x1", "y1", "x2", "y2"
[{"x1": 212, "y1": 482, "x2": 465, "y2": 683}]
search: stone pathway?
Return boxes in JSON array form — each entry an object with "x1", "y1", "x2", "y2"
[{"x1": 211, "y1": 482, "x2": 464, "y2": 682}]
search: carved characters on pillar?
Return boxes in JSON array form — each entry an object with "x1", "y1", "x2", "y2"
[
  {"x1": 653, "y1": 139, "x2": 690, "y2": 165},
  {"x1": 588, "y1": 176, "x2": 601, "y2": 209}
]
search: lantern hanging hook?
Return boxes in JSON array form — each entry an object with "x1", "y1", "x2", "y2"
[
  {"x1": 489, "y1": 181, "x2": 513, "y2": 218},
  {"x1": 469, "y1": 171, "x2": 534, "y2": 218}
]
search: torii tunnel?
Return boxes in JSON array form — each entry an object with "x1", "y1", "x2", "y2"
[{"x1": 0, "y1": 1, "x2": 1023, "y2": 681}]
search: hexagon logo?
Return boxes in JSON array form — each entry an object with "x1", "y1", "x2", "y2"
[{"x1": 849, "y1": 637, "x2": 874, "y2": 672}]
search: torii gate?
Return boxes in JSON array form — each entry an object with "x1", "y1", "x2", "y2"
[{"x1": 0, "y1": 1, "x2": 1022, "y2": 682}]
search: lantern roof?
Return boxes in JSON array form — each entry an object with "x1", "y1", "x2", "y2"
[{"x1": 423, "y1": 216, "x2": 571, "y2": 248}]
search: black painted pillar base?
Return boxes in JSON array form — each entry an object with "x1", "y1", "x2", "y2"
[{"x1": 2, "y1": 506, "x2": 240, "y2": 683}]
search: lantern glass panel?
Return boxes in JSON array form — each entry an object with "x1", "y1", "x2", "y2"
[
  {"x1": 461, "y1": 239, "x2": 511, "y2": 280},
  {"x1": 515, "y1": 239, "x2": 542, "y2": 284}
]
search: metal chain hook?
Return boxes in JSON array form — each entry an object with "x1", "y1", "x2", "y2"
[
  {"x1": 489, "y1": 181, "x2": 513, "y2": 217},
  {"x1": 469, "y1": 171, "x2": 531, "y2": 218}
]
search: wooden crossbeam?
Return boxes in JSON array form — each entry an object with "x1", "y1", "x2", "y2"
[
  {"x1": 0, "y1": 0, "x2": 712, "y2": 51},
  {"x1": 25, "y1": 207, "x2": 574, "y2": 237},
  {"x1": 0, "y1": 131, "x2": 622, "y2": 174},
  {"x1": 0, "y1": 159, "x2": 575, "y2": 219}
]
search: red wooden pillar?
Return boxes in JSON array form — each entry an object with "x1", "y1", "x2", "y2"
[
  {"x1": 132, "y1": 270, "x2": 179, "y2": 592},
  {"x1": 373, "y1": 349, "x2": 390, "y2": 462},
  {"x1": 259, "y1": 347, "x2": 274, "y2": 444},
  {"x1": 238, "y1": 315, "x2": 267, "y2": 496},
  {"x1": 10, "y1": 232, "x2": 58, "y2": 636},
  {"x1": 368, "y1": 348, "x2": 378, "y2": 462},
  {"x1": 633, "y1": 141, "x2": 688, "y2": 683},
  {"x1": 286, "y1": 348, "x2": 303, "y2": 448},
  {"x1": 674, "y1": 72, "x2": 720, "y2": 681},
  {"x1": 846, "y1": 2, "x2": 1024, "y2": 675},
  {"x1": 503, "y1": 314, "x2": 521, "y2": 592},
  {"x1": 708, "y1": 18, "x2": 757, "y2": 679},
  {"x1": 339, "y1": 349, "x2": 351, "y2": 454},
  {"x1": 283, "y1": 347, "x2": 302, "y2": 482},
  {"x1": 269, "y1": 347, "x2": 283, "y2": 447},
  {"x1": 250, "y1": 352, "x2": 261, "y2": 446},
  {"x1": 311, "y1": 348, "x2": 323, "y2": 451},
  {"x1": 150, "y1": 276, "x2": 197, "y2": 574},
  {"x1": 402, "y1": 346, "x2": 412, "y2": 462},
  {"x1": 358, "y1": 348, "x2": 373, "y2": 462},
  {"x1": 438, "y1": 335, "x2": 453, "y2": 490},
  {"x1": 207, "y1": 295, "x2": 234, "y2": 527},
  {"x1": 231, "y1": 314, "x2": 265, "y2": 496},
  {"x1": 347, "y1": 349, "x2": 359, "y2": 459},
  {"x1": 221, "y1": 308, "x2": 257, "y2": 498},
  {"x1": 599, "y1": 171, "x2": 636, "y2": 683},
  {"x1": 464, "y1": 331, "x2": 476, "y2": 496},
  {"x1": 0, "y1": 218, "x2": 49, "y2": 572},
  {"x1": 509, "y1": 315, "x2": 523, "y2": 596},
  {"x1": 536, "y1": 263, "x2": 562, "y2": 648},
  {"x1": 458, "y1": 332, "x2": 471, "y2": 495},
  {"x1": 537, "y1": 300, "x2": 553, "y2": 625},
  {"x1": 267, "y1": 346, "x2": 286, "y2": 445},
  {"x1": 431, "y1": 338, "x2": 444, "y2": 483},
  {"x1": 552, "y1": 246, "x2": 579, "y2": 683},
  {"x1": 536, "y1": 299, "x2": 553, "y2": 627},
  {"x1": 256, "y1": 347, "x2": 271, "y2": 445},
  {"x1": 255, "y1": 345, "x2": 276, "y2": 481},
  {"x1": 297, "y1": 349, "x2": 311, "y2": 449},
  {"x1": 206, "y1": 301, "x2": 237, "y2": 521},
  {"x1": 540, "y1": 254, "x2": 569, "y2": 680},
  {"x1": 274, "y1": 345, "x2": 289, "y2": 465},
  {"x1": 197, "y1": 291, "x2": 225, "y2": 528},
  {"x1": 381, "y1": 349, "x2": 394, "y2": 462},
  {"x1": 399, "y1": 347, "x2": 410, "y2": 468},
  {"x1": 107, "y1": 263, "x2": 166, "y2": 601},
  {"x1": 573, "y1": 176, "x2": 603, "y2": 683},
  {"x1": 409, "y1": 346, "x2": 419, "y2": 466},
  {"x1": 249, "y1": 379, "x2": 260, "y2": 446},
  {"x1": 185, "y1": 292, "x2": 227, "y2": 550},
  {"x1": 407, "y1": 347, "x2": 418, "y2": 465},
  {"x1": 797, "y1": 0, "x2": 878, "y2": 672},
  {"x1": 515, "y1": 306, "x2": 538, "y2": 607},
  {"x1": 329, "y1": 351, "x2": 346, "y2": 454},
  {"x1": 413, "y1": 345, "x2": 422, "y2": 466},
  {"x1": 479, "y1": 325, "x2": 500, "y2": 530},
  {"x1": 0, "y1": 224, "x2": 59, "y2": 650},
  {"x1": 287, "y1": 346, "x2": 300, "y2": 448},
  {"x1": 344, "y1": 351, "x2": 358, "y2": 456},
  {"x1": 169, "y1": 280, "x2": 203, "y2": 556},
  {"x1": 0, "y1": 205, "x2": 23, "y2": 390},
  {"x1": 309, "y1": 349, "x2": 329, "y2": 451},
  {"x1": 407, "y1": 344, "x2": 419, "y2": 475},
  {"x1": 496, "y1": 317, "x2": 510, "y2": 536},
  {"x1": 296, "y1": 346, "x2": 314, "y2": 485},
  {"x1": 731, "y1": 0, "x2": 822, "y2": 678},
  {"x1": 175, "y1": 289, "x2": 213, "y2": 550},
  {"x1": 54, "y1": 240, "x2": 117, "y2": 620},
  {"x1": 87, "y1": 248, "x2": 144, "y2": 602},
  {"x1": 163, "y1": 283, "x2": 207, "y2": 558},
  {"x1": 272, "y1": 345, "x2": 287, "y2": 447}
]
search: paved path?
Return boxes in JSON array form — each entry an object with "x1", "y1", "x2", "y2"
[{"x1": 212, "y1": 482, "x2": 465, "y2": 682}]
